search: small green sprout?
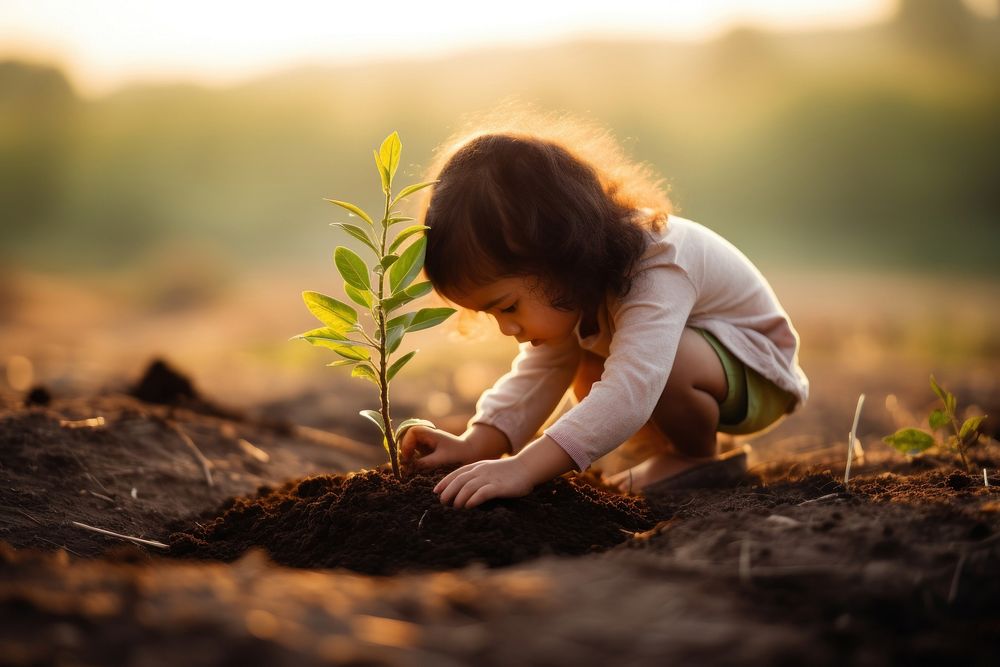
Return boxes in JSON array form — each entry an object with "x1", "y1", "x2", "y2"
[
  {"x1": 293, "y1": 132, "x2": 454, "y2": 480},
  {"x1": 882, "y1": 375, "x2": 988, "y2": 472}
]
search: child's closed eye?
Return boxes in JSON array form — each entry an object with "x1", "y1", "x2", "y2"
[{"x1": 501, "y1": 303, "x2": 518, "y2": 313}]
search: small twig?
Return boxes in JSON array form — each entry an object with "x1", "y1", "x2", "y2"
[
  {"x1": 947, "y1": 553, "x2": 967, "y2": 605},
  {"x1": 798, "y1": 492, "x2": 843, "y2": 506},
  {"x1": 65, "y1": 448, "x2": 113, "y2": 496},
  {"x1": 16, "y1": 508, "x2": 43, "y2": 526},
  {"x1": 417, "y1": 509, "x2": 429, "y2": 531},
  {"x1": 87, "y1": 490, "x2": 116, "y2": 504},
  {"x1": 163, "y1": 419, "x2": 214, "y2": 487},
  {"x1": 985, "y1": 469, "x2": 990, "y2": 488},
  {"x1": 35, "y1": 536, "x2": 84, "y2": 558},
  {"x1": 845, "y1": 393, "x2": 865, "y2": 487},
  {"x1": 59, "y1": 416, "x2": 106, "y2": 429},
  {"x1": 70, "y1": 521, "x2": 168, "y2": 549}
]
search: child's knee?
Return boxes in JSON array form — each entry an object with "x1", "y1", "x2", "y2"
[{"x1": 666, "y1": 328, "x2": 727, "y2": 403}]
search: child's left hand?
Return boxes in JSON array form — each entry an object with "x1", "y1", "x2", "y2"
[{"x1": 434, "y1": 457, "x2": 535, "y2": 509}]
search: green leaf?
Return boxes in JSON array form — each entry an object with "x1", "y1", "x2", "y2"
[
  {"x1": 351, "y1": 363, "x2": 381, "y2": 387},
  {"x1": 329, "y1": 343, "x2": 370, "y2": 362},
  {"x1": 379, "y1": 132, "x2": 402, "y2": 189},
  {"x1": 405, "y1": 307, "x2": 456, "y2": 333},
  {"x1": 344, "y1": 284, "x2": 373, "y2": 308},
  {"x1": 390, "y1": 180, "x2": 437, "y2": 208},
  {"x1": 380, "y1": 254, "x2": 399, "y2": 271},
  {"x1": 290, "y1": 326, "x2": 352, "y2": 349},
  {"x1": 385, "y1": 325, "x2": 405, "y2": 355},
  {"x1": 882, "y1": 428, "x2": 935, "y2": 455},
  {"x1": 929, "y1": 375, "x2": 946, "y2": 403},
  {"x1": 326, "y1": 360, "x2": 356, "y2": 368},
  {"x1": 929, "y1": 409, "x2": 949, "y2": 430},
  {"x1": 380, "y1": 293, "x2": 410, "y2": 314},
  {"x1": 302, "y1": 291, "x2": 357, "y2": 329},
  {"x1": 334, "y1": 246, "x2": 371, "y2": 292},
  {"x1": 946, "y1": 392, "x2": 957, "y2": 416},
  {"x1": 381, "y1": 281, "x2": 433, "y2": 314},
  {"x1": 959, "y1": 415, "x2": 986, "y2": 440},
  {"x1": 324, "y1": 199, "x2": 375, "y2": 227},
  {"x1": 387, "y1": 215, "x2": 415, "y2": 226},
  {"x1": 388, "y1": 225, "x2": 429, "y2": 254},
  {"x1": 404, "y1": 280, "x2": 433, "y2": 299},
  {"x1": 360, "y1": 409, "x2": 385, "y2": 434},
  {"x1": 373, "y1": 149, "x2": 390, "y2": 193},
  {"x1": 386, "y1": 312, "x2": 414, "y2": 330},
  {"x1": 388, "y1": 236, "x2": 426, "y2": 293},
  {"x1": 386, "y1": 350, "x2": 417, "y2": 382},
  {"x1": 330, "y1": 223, "x2": 379, "y2": 254}
]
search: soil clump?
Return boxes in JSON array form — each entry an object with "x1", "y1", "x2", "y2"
[{"x1": 169, "y1": 468, "x2": 655, "y2": 574}]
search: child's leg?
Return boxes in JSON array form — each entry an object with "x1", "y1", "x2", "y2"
[
  {"x1": 605, "y1": 328, "x2": 729, "y2": 490},
  {"x1": 648, "y1": 327, "x2": 728, "y2": 458}
]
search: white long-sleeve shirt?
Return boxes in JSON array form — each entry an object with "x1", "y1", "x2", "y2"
[{"x1": 469, "y1": 215, "x2": 810, "y2": 471}]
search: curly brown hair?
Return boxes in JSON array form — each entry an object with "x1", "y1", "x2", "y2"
[{"x1": 419, "y1": 106, "x2": 672, "y2": 317}]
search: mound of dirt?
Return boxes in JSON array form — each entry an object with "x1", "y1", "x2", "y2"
[
  {"x1": 169, "y1": 468, "x2": 655, "y2": 574},
  {"x1": 129, "y1": 358, "x2": 244, "y2": 420}
]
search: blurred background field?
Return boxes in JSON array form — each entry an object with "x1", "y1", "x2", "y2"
[{"x1": 2, "y1": 0, "x2": 998, "y2": 461}]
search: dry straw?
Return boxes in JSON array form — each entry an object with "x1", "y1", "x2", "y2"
[{"x1": 844, "y1": 394, "x2": 866, "y2": 487}]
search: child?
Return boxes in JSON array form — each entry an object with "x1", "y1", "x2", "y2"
[{"x1": 400, "y1": 114, "x2": 808, "y2": 509}]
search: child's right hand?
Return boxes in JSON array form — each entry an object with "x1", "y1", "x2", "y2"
[{"x1": 400, "y1": 426, "x2": 476, "y2": 469}]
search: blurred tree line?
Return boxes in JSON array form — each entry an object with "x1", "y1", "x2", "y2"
[{"x1": 2, "y1": 0, "x2": 998, "y2": 275}]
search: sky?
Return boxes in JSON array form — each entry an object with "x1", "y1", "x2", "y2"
[{"x1": 1, "y1": 0, "x2": 991, "y2": 96}]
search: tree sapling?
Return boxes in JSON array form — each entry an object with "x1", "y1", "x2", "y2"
[
  {"x1": 882, "y1": 375, "x2": 988, "y2": 472},
  {"x1": 293, "y1": 132, "x2": 454, "y2": 480}
]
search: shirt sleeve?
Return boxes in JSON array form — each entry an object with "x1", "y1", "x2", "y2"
[
  {"x1": 468, "y1": 334, "x2": 581, "y2": 452},
  {"x1": 544, "y1": 266, "x2": 698, "y2": 470}
]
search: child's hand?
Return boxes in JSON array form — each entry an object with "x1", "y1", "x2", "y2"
[
  {"x1": 400, "y1": 426, "x2": 475, "y2": 469},
  {"x1": 433, "y1": 457, "x2": 535, "y2": 509}
]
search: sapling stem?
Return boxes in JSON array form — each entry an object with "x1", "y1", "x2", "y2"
[
  {"x1": 298, "y1": 133, "x2": 454, "y2": 482},
  {"x1": 844, "y1": 393, "x2": 865, "y2": 487}
]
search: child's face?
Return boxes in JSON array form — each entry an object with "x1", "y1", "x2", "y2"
[{"x1": 449, "y1": 276, "x2": 580, "y2": 347}]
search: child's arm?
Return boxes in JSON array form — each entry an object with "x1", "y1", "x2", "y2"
[
  {"x1": 544, "y1": 265, "x2": 698, "y2": 471},
  {"x1": 401, "y1": 423, "x2": 511, "y2": 468},
  {"x1": 467, "y1": 335, "x2": 581, "y2": 454}
]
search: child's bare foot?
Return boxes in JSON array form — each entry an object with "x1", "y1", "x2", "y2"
[{"x1": 606, "y1": 451, "x2": 717, "y2": 494}]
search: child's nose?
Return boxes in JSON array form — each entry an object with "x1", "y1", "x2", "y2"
[{"x1": 498, "y1": 318, "x2": 521, "y2": 337}]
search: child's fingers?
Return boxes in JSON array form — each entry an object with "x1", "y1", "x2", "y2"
[
  {"x1": 433, "y1": 461, "x2": 478, "y2": 494},
  {"x1": 400, "y1": 425, "x2": 436, "y2": 460},
  {"x1": 435, "y1": 463, "x2": 482, "y2": 504},
  {"x1": 464, "y1": 484, "x2": 498, "y2": 509},
  {"x1": 413, "y1": 447, "x2": 447, "y2": 469},
  {"x1": 451, "y1": 476, "x2": 488, "y2": 509}
]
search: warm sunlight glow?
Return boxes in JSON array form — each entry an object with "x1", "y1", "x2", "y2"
[{"x1": 0, "y1": 0, "x2": 893, "y2": 95}]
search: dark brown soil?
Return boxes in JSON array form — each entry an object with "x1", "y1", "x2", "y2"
[
  {"x1": 168, "y1": 468, "x2": 654, "y2": 574},
  {"x1": 2, "y1": 362, "x2": 1000, "y2": 666}
]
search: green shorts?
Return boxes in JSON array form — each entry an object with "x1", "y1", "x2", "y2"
[{"x1": 696, "y1": 329, "x2": 796, "y2": 436}]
